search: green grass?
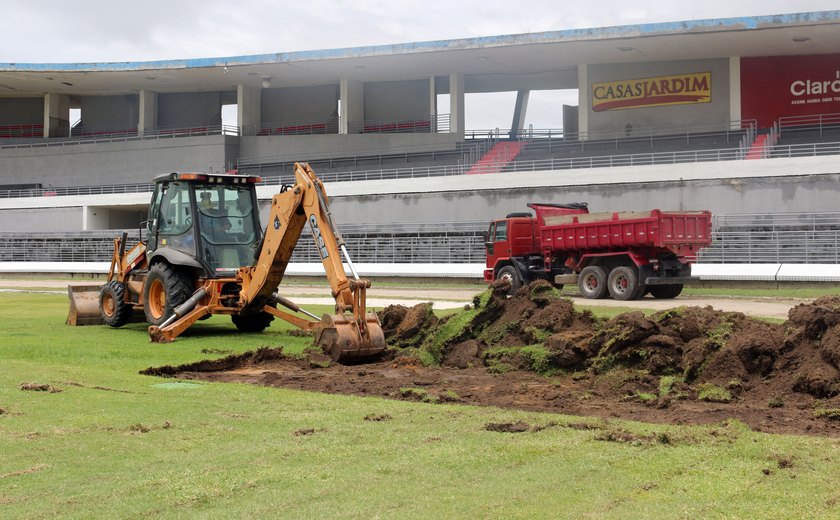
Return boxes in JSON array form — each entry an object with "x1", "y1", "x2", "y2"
[{"x1": 3, "y1": 293, "x2": 840, "y2": 518}]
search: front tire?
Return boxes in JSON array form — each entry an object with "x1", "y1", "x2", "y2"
[
  {"x1": 100, "y1": 281, "x2": 133, "y2": 327},
  {"x1": 649, "y1": 284, "x2": 684, "y2": 299},
  {"x1": 497, "y1": 265, "x2": 522, "y2": 294},
  {"x1": 608, "y1": 265, "x2": 641, "y2": 301},
  {"x1": 143, "y1": 263, "x2": 193, "y2": 326},
  {"x1": 578, "y1": 265, "x2": 608, "y2": 299}
]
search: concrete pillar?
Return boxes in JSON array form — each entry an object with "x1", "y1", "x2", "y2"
[
  {"x1": 138, "y1": 90, "x2": 157, "y2": 136},
  {"x1": 449, "y1": 72, "x2": 465, "y2": 137},
  {"x1": 237, "y1": 84, "x2": 261, "y2": 135},
  {"x1": 43, "y1": 93, "x2": 70, "y2": 138},
  {"x1": 429, "y1": 77, "x2": 437, "y2": 131},
  {"x1": 729, "y1": 56, "x2": 741, "y2": 128},
  {"x1": 340, "y1": 79, "x2": 364, "y2": 134},
  {"x1": 510, "y1": 89, "x2": 530, "y2": 139},
  {"x1": 577, "y1": 64, "x2": 589, "y2": 140}
]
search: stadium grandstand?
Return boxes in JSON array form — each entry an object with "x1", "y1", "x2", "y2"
[{"x1": 2, "y1": 11, "x2": 840, "y2": 280}]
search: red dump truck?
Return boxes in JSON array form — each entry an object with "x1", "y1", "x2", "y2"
[{"x1": 484, "y1": 203, "x2": 712, "y2": 300}]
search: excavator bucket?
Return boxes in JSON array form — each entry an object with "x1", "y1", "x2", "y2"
[
  {"x1": 315, "y1": 312, "x2": 386, "y2": 362},
  {"x1": 66, "y1": 284, "x2": 103, "y2": 326}
]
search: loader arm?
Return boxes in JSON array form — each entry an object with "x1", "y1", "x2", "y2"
[{"x1": 238, "y1": 162, "x2": 384, "y2": 361}]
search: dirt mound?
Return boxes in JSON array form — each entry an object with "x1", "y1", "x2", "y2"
[
  {"x1": 142, "y1": 283, "x2": 840, "y2": 436},
  {"x1": 140, "y1": 347, "x2": 285, "y2": 377}
]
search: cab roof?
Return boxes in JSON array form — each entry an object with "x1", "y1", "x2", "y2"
[{"x1": 153, "y1": 172, "x2": 262, "y2": 184}]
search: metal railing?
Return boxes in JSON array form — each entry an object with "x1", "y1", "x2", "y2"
[
  {"x1": 6, "y1": 212, "x2": 840, "y2": 265},
  {"x1": 0, "y1": 124, "x2": 238, "y2": 150},
  {"x1": 699, "y1": 230, "x2": 840, "y2": 264},
  {"x1": 779, "y1": 112, "x2": 840, "y2": 137},
  {"x1": 467, "y1": 120, "x2": 756, "y2": 143}
]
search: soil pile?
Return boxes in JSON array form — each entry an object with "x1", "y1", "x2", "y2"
[{"x1": 143, "y1": 283, "x2": 840, "y2": 436}]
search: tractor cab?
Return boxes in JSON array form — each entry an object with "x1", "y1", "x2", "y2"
[{"x1": 146, "y1": 172, "x2": 262, "y2": 276}]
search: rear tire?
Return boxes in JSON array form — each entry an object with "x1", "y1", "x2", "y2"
[
  {"x1": 231, "y1": 311, "x2": 275, "y2": 332},
  {"x1": 608, "y1": 265, "x2": 641, "y2": 301},
  {"x1": 578, "y1": 266, "x2": 608, "y2": 299},
  {"x1": 100, "y1": 281, "x2": 132, "y2": 328},
  {"x1": 649, "y1": 284, "x2": 684, "y2": 299},
  {"x1": 143, "y1": 263, "x2": 193, "y2": 326},
  {"x1": 497, "y1": 265, "x2": 522, "y2": 294}
]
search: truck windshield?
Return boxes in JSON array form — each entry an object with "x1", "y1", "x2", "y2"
[{"x1": 195, "y1": 184, "x2": 260, "y2": 272}]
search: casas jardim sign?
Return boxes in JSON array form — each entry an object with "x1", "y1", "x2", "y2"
[{"x1": 592, "y1": 72, "x2": 711, "y2": 112}]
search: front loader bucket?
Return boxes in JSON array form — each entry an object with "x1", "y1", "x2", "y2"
[
  {"x1": 315, "y1": 312, "x2": 386, "y2": 362},
  {"x1": 66, "y1": 284, "x2": 103, "y2": 326}
]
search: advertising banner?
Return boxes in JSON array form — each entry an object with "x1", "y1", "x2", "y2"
[
  {"x1": 741, "y1": 54, "x2": 840, "y2": 128},
  {"x1": 591, "y1": 72, "x2": 711, "y2": 112}
]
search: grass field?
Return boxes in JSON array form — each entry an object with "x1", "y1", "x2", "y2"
[{"x1": 3, "y1": 291, "x2": 840, "y2": 518}]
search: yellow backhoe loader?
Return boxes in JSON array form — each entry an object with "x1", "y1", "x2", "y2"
[{"x1": 66, "y1": 162, "x2": 385, "y2": 362}]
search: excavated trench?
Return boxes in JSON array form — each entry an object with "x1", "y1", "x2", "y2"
[{"x1": 142, "y1": 280, "x2": 840, "y2": 436}]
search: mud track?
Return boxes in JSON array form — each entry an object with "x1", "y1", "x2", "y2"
[{"x1": 143, "y1": 282, "x2": 840, "y2": 436}]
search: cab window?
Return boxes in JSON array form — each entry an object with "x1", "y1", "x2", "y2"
[
  {"x1": 157, "y1": 182, "x2": 192, "y2": 236},
  {"x1": 494, "y1": 221, "x2": 508, "y2": 242}
]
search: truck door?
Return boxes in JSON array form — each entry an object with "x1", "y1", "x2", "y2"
[
  {"x1": 485, "y1": 220, "x2": 509, "y2": 267},
  {"x1": 146, "y1": 183, "x2": 164, "y2": 252}
]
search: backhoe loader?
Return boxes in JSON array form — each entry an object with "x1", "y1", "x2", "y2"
[{"x1": 66, "y1": 162, "x2": 385, "y2": 362}]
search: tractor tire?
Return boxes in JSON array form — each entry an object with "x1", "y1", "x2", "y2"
[
  {"x1": 143, "y1": 263, "x2": 193, "y2": 326},
  {"x1": 99, "y1": 281, "x2": 133, "y2": 328},
  {"x1": 497, "y1": 265, "x2": 522, "y2": 295},
  {"x1": 649, "y1": 284, "x2": 684, "y2": 299},
  {"x1": 231, "y1": 311, "x2": 275, "y2": 332},
  {"x1": 578, "y1": 265, "x2": 608, "y2": 299},
  {"x1": 607, "y1": 265, "x2": 641, "y2": 301}
]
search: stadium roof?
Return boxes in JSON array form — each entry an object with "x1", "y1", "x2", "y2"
[{"x1": 1, "y1": 11, "x2": 838, "y2": 96}]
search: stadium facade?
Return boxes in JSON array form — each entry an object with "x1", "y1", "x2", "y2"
[{"x1": 1, "y1": 11, "x2": 840, "y2": 270}]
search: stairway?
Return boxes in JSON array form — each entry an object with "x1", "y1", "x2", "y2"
[
  {"x1": 466, "y1": 141, "x2": 524, "y2": 174},
  {"x1": 744, "y1": 134, "x2": 769, "y2": 160}
]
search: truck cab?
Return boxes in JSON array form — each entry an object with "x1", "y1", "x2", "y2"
[{"x1": 484, "y1": 203, "x2": 589, "y2": 291}]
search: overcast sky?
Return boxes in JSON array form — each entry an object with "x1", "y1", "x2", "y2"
[{"x1": 3, "y1": 1, "x2": 837, "y2": 129}]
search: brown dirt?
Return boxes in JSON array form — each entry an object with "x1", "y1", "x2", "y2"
[
  {"x1": 19, "y1": 383, "x2": 62, "y2": 393},
  {"x1": 142, "y1": 282, "x2": 840, "y2": 437}
]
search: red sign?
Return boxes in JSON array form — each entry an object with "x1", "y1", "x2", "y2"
[{"x1": 741, "y1": 54, "x2": 840, "y2": 128}]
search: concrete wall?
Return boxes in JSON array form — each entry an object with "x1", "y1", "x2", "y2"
[
  {"x1": 79, "y1": 95, "x2": 139, "y2": 130},
  {"x1": 0, "y1": 136, "x2": 232, "y2": 186},
  {"x1": 261, "y1": 85, "x2": 338, "y2": 125},
  {"x1": 0, "y1": 98, "x2": 43, "y2": 125},
  {"x1": 326, "y1": 173, "x2": 840, "y2": 226},
  {"x1": 0, "y1": 207, "x2": 82, "y2": 231},
  {"x1": 586, "y1": 58, "x2": 730, "y2": 134},
  {"x1": 157, "y1": 92, "x2": 222, "y2": 128},
  {"x1": 364, "y1": 80, "x2": 430, "y2": 121},
  {"x1": 238, "y1": 132, "x2": 461, "y2": 163}
]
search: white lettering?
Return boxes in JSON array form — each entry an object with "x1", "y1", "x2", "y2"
[{"x1": 790, "y1": 71, "x2": 840, "y2": 97}]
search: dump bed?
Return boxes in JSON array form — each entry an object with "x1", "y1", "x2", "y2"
[{"x1": 533, "y1": 207, "x2": 712, "y2": 259}]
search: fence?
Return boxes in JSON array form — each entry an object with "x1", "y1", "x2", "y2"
[{"x1": 7, "y1": 213, "x2": 840, "y2": 265}]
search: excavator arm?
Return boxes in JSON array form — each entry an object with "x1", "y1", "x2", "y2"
[{"x1": 239, "y1": 162, "x2": 385, "y2": 361}]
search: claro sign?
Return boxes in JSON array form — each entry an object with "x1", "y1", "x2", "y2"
[
  {"x1": 591, "y1": 72, "x2": 711, "y2": 112},
  {"x1": 741, "y1": 54, "x2": 840, "y2": 128}
]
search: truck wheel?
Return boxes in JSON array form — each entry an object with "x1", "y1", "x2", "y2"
[
  {"x1": 649, "y1": 284, "x2": 683, "y2": 299},
  {"x1": 100, "y1": 281, "x2": 133, "y2": 328},
  {"x1": 143, "y1": 263, "x2": 193, "y2": 326},
  {"x1": 607, "y1": 266, "x2": 641, "y2": 301},
  {"x1": 497, "y1": 266, "x2": 522, "y2": 294},
  {"x1": 231, "y1": 311, "x2": 275, "y2": 332},
  {"x1": 578, "y1": 266, "x2": 608, "y2": 299}
]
